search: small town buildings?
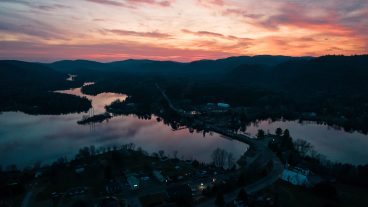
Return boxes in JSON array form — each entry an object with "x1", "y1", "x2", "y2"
[
  {"x1": 203, "y1": 102, "x2": 231, "y2": 113},
  {"x1": 281, "y1": 167, "x2": 310, "y2": 187}
]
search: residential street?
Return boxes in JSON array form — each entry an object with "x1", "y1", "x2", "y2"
[{"x1": 196, "y1": 137, "x2": 284, "y2": 207}]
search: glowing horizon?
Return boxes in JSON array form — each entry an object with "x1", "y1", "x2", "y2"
[{"x1": 0, "y1": 0, "x2": 367, "y2": 62}]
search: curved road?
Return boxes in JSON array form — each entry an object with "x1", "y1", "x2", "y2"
[
  {"x1": 196, "y1": 137, "x2": 283, "y2": 207},
  {"x1": 155, "y1": 84, "x2": 284, "y2": 206}
]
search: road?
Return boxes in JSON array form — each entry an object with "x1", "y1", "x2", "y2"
[
  {"x1": 155, "y1": 84, "x2": 284, "y2": 206},
  {"x1": 196, "y1": 137, "x2": 283, "y2": 207},
  {"x1": 155, "y1": 83, "x2": 192, "y2": 117}
]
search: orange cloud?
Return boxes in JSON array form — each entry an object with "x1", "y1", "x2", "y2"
[
  {"x1": 0, "y1": 0, "x2": 367, "y2": 61},
  {"x1": 181, "y1": 29, "x2": 252, "y2": 42}
]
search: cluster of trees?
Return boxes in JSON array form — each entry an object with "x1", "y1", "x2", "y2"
[
  {"x1": 211, "y1": 148, "x2": 236, "y2": 169},
  {"x1": 0, "y1": 60, "x2": 91, "y2": 114}
]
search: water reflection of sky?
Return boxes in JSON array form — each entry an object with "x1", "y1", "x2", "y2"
[
  {"x1": 2, "y1": 86, "x2": 368, "y2": 168},
  {"x1": 0, "y1": 112, "x2": 247, "y2": 168},
  {"x1": 55, "y1": 87, "x2": 127, "y2": 114},
  {"x1": 245, "y1": 120, "x2": 368, "y2": 165}
]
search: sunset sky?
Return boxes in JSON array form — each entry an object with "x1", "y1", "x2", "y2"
[{"x1": 0, "y1": 0, "x2": 367, "y2": 62}]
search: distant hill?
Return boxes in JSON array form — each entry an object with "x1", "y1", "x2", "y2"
[
  {"x1": 2, "y1": 54, "x2": 368, "y2": 132},
  {"x1": 4, "y1": 55, "x2": 368, "y2": 94},
  {"x1": 271, "y1": 55, "x2": 368, "y2": 92},
  {"x1": 0, "y1": 60, "x2": 91, "y2": 114},
  {"x1": 0, "y1": 60, "x2": 69, "y2": 90},
  {"x1": 49, "y1": 59, "x2": 108, "y2": 73},
  {"x1": 187, "y1": 55, "x2": 311, "y2": 73},
  {"x1": 226, "y1": 55, "x2": 368, "y2": 94},
  {"x1": 47, "y1": 55, "x2": 310, "y2": 76},
  {"x1": 107, "y1": 59, "x2": 186, "y2": 74}
]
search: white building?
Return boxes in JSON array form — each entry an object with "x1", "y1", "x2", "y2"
[{"x1": 281, "y1": 167, "x2": 310, "y2": 187}]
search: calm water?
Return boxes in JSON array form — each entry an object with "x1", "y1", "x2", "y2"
[
  {"x1": 245, "y1": 120, "x2": 368, "y2": 165},
  {"x1": 1, "y1": 86, "x2": 368, "y2": 168},
  {"x1": 0, "y1": 87, "x2": 247, "y2": 168}
]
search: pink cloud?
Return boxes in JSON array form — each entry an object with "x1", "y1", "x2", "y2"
[
  {"x1": 222, "y1": 8, "x2": 263, "y2": 19},
  {"x1": 198, "y1": 0, "x2": 225, "y2": 7},
  {"x1": 127, "y1": 0, "x2": 173, "y2": 7},
  {"x1": 104, "y1": 29, "x2": 171, "y2": 38},
  {"x1": 86, "y1": 0, "x2": 173, "y2": 7},
  {"x1": 182, "y1": 29, "x2": 253, "y2": 42}
]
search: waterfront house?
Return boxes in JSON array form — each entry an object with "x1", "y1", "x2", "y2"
[{"x1": 281, "y1": 167, "x2": 310, "y2": 187}]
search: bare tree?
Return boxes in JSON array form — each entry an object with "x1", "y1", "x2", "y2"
[
  {"x1": 294, "y1": 139, "x2": 313, "y2": 157},
  {"x1": 173, "y1": 150, "x2": 178, "y2": 159},
  {"x1": 212, "y1": 148, "x2": 228, "y2": 168},
  {"x1": 152, "y1": 152, "x2": 159, "y2": 158},
  {"x1": 76, "y1": 147, "x2": 90, "y2": 159},
  {"x1": 275, "y1": 128, "x2": 283, "y2": 137},
  {"x1": 90, "y1": 145, "x2": 96, "y2": 156},
  {"x1": 127, "y1": 143, "x2": 136, "y2": 150},
  {"x1": 158, "y1": 150, "x2": 165, "y2": 158},
  {"x1": 257, "y1": 129, "x2": 265, "y2": 139},
  {"x1": 227, "y1": 153, "x2": 235, "y2": 169}
]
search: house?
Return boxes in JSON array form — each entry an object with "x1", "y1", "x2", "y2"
[
  {"x1": 127, "y1": 176, "x2": 140, "y2": 190},
  {"x1": 217, "y1": 103, "x2": 230, "y2": 108},
  {"x1": 281, "y1": 167, "x2": 310, "y2": 187}
]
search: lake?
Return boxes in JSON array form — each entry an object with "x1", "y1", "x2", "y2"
[
  {"x1": 0, "y1": 86, "x2": 248, "y2": 168},
  {"x1": 1, "y1": 85, "x2": 368, "y2": 168},
  {"x1": 245, "y1": 120, "x2": 368, "y2": 165}
]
